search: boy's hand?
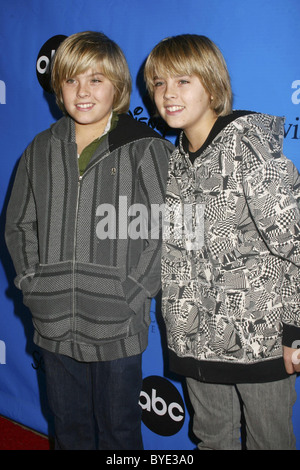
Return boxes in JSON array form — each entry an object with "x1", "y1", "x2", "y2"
[{"x1": 283, "y1": 346, "x2": 300, "y2": 374}]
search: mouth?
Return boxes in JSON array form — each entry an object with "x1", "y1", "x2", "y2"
[
  {"x1": 76, "y1": 103, "x2": 94, "y2": 111},
  {"x1": 165, "y1": 105, "x2": 185, "y2": 114}
]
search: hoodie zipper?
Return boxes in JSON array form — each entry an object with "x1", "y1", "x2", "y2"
[
  {"x1": 72, "y1": 174, "x2": 82, "y2": 337},
  {"x1": 72, "y1": 152, "x2": 110, "y2": 336}
]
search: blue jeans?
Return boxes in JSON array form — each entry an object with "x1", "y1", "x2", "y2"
[{"x1": 42, "y1": 349, "x2": 143, "y2": 450}]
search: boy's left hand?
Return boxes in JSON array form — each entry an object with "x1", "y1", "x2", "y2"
[{"x1": 283, "y1": 346, "x2": 300, "y2": 374}]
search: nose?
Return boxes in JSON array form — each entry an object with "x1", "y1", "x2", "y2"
[
  {"x1": 77, "y1": 81, "x2": 90, "y2": 98},
  {"x1": 164, "y1": 81, "x2": 177, "y2": 100}
]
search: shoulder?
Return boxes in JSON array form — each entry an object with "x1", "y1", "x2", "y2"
[
  {"x1": 109, "y1": 113, "x2": 174, "y2": 151},
  {"x1": 24, "y1": 128, "x2": 52, "y2": 158},
  {"x1": 118, "y1": 113, "x2": 165, "y2": 139},
  {"x1": 23, "y1": 117, "x2": 72, "y2": 161},
  {"x1": 231, "y1": 111, "x2": 284, "y2": 140},
  {"x1": 216, "y1": 111, "x2": 285, "y2": 158},
  {"x1": 31, "y1": 116, "x2": 71, "y2": 145}
]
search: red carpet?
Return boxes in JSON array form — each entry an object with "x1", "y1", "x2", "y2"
[{"x1": 0, "y1": 415, "x2": 51, "y2": 450}]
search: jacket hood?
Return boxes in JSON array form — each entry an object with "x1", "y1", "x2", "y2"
[
  {"x1": 178, "y1": 111, "x2": 285, "y2": 158},
  {"x1": 50, "y1": 113, "x2": 166, "y2": 152},
  {"x1": 50, "y1": 115, "x2": 75, "y2": 143}
]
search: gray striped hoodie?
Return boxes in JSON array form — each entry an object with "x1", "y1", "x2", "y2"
[{"x1": 5, "y1": 113, "x2": 174, "y2": 362}]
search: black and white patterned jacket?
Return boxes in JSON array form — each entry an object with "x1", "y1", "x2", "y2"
[{"x1": 161, "y1": 111, "x2": 300, "y2": 383}]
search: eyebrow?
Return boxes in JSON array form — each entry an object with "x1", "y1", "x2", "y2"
[
  {"x1": 87, "y1": 72, "x2": 105, "y2": 77},
  {"x1": 153, "y1": 74, "x2": 191, "y2": 80},
  {"x1": 68, "y1": 71, "x2": 105, "y2": 79}
]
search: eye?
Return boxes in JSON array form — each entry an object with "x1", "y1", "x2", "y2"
[
  {"x1": 65, "y1": 78, "x2": 76, "y2": 85},
  {"x1": 154, "y1": 80, "x2": 164, "y2": 88},
  {"x1": 178, "y1": 79, "x2": 189, "y2": 85}
]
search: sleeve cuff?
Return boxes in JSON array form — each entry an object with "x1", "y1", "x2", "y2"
[{"x1": 282, "y1": 323, "x2": 300, "y2": 348}]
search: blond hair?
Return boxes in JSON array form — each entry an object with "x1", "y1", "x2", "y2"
[
  {"x1": 144, "y1": 34, "x2": 232, "y2": 116},
  {"x1": 51, "y1": 31, "x2": 132, "y2": 114}
]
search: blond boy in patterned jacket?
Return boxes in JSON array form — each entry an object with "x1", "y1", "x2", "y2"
[{"x1": 144, "y1": 34, "x2": 300, "y2": 450}]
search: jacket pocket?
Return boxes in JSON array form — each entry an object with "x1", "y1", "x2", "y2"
[
  {"x1": 75, "y1": 263, "x2": 136, "y2": 342},
  {"x1": 21, "y1": 262, "x2": 73, "y2": 341}
]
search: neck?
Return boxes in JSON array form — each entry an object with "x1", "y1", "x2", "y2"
[
  {"x1": 75, "y1": 115, "x2": 112, "y2": 154},
  {"x1": 185, "y1": 114, "x2": 218, "y2": 153},
  {"x1": 75, "y1": 121, "x2": 106, "y2": 142}
]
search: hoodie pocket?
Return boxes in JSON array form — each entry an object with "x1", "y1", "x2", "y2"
[
  {"x1": 21, "y1": 262, "x2": 73, "y2": 341},
  {"x1": 75, "y1": 263, "x2": 136, "y2": 342}
]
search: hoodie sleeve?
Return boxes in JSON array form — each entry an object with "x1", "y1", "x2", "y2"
[
  {"x1": 241, "y1": 115, "x2": 300, "y2": 347},
  {"x1": 5, "y1": 145, "x2": 40, "y2": 289},
  {"x1": 121, "y1": 138, "x2": 173, "y2": 313}
]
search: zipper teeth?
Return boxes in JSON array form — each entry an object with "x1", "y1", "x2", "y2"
[
  {"x1": 71, "y1": 151, "x2": 109, "y2": 333},
  {"x1": 72, "y1": 176, "x2": 82, "y2": 334}
]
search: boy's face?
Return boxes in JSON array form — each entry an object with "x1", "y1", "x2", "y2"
[
  {"x1": 61, "y1": 67, "x2": 115, "y2": 132},
  {"x1": 153, "y1": 74, "x2": 216, "y2": 142}
]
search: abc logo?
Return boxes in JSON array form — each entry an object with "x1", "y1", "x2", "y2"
[
  {"x1": 139, "y1": 376, "x2": 185, "y2": 436},
  {"x1": 36, "y1": 35, "x2": 67, "y2": 93}
]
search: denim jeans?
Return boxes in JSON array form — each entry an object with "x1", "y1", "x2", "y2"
[
  {"x1": 42, "y1": 349, "x2": 144, "y2": 450},
  {"x1": 186, "y1": 375, "x2": 297, "y2": 450}
]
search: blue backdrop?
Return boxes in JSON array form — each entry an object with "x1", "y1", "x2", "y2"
[{"x1": 0, "y1": 0, "x2": 299, "y2": 450}]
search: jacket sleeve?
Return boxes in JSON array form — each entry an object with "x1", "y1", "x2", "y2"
[
  {"x1": 5, "y1": 147, "x2": 40, "y2": 289},
  {"x1": 121, "y1": 138, "x2": 173, "y2": 313},
  {"x1": 242, "y1": 132, "x2": 300, "y2": 347}
]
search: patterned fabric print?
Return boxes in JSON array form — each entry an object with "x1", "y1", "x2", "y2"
[{"x1": 161, "y1": 113, "x2": 300, "y2": 364}]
